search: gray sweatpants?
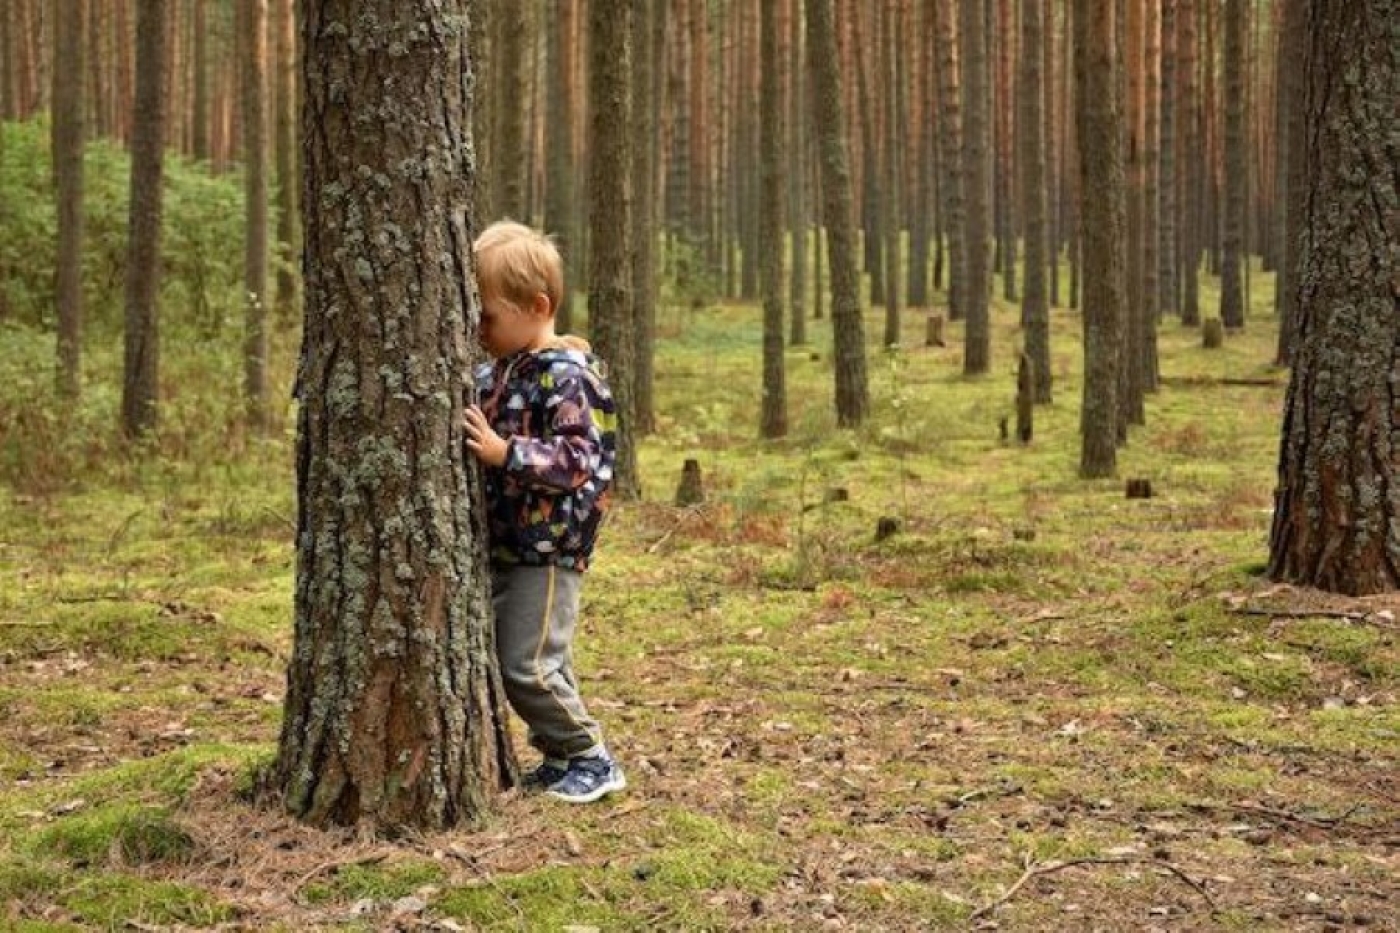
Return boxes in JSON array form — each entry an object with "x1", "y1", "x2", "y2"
[{"x1": 492, "y1": 564, "x2": 605, "y2": 760}]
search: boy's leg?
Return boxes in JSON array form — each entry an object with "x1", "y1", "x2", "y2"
[{"x1": 493, "y1": 564, "x2": 605, "y2": 761}]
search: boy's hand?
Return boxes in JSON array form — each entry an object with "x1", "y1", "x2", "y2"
[{"x1": 463, "y1": 406, "x2": 509, "y2": 467}]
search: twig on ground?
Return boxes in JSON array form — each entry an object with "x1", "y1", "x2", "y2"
[
  {"x1": 968, "y1": 855, "x2": 1217, "y2": 922},
  {"x1": 646, "y1": 505, "x2": 707, "y2": 554},
  {"x1": 291, "y1": 849, "x2": 391, "y2": 901}
]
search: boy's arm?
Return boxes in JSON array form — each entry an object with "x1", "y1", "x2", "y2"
[{"x1": 504, "y1": 372, "x2": 611, "y2": 492}]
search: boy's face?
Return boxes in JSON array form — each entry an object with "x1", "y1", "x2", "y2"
[{"x1": 478, "y1": 291, "x2": 549, "y2": 359}]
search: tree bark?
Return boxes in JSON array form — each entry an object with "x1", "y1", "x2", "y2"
[
  {"x1": 1019, "y1": 0, "x2": 1051, "y2": 403},
  {"x1": 121, "y1": 0, "x2": 166, "y2": 438},
  {"x1": 1142, "y1": 0, "x2": 1160, "y2": 391},
  {"x1": 631, "y1": 0, "x2": 658, "y2": 437},
  {"x1": 273, "y1": 0, "x2": 300, "y2": 319},
  {"x1": 807, "y1": 0, "x2": 868, "y2": 427},
  {"x1": 760, "y1": 0, "x2": 787, "y2": 438},
  {"x1": 789, "y1": 0, "x2": 808, "y2": 345},
  {"x1": 933, "y1": 0, "x2": 966, "y2": 322},
  {"x1": 53, "y1": 0, "x2": 85, "y2": 397},
  {"x1": 242, "y1": 0, "x2": 269, "y2": 429},
  {"x1": 959, "y1": 0, "x2": 991, "y2": 375},
  {"x1": 1267, "y1": 0, "x2": 1398, "y2": 596},
  {"x1": 588, "y1": 0, "x2": 640, "y2": 497},
  {"x1": 1219, "y1": 0, "x2": 1246, "y2": 330},
  {"x1": 1075, "y1": 0, "x2": 1126, "y2": 478},
  {"x1": 275, "y1": 0, "x2": 516, "y2": 830},
  {"x1": 881, "y1": 0, "x2": 902, "y2": 349},
  {"x1": 544, "y1": 0, "x2": 578, "y2": 332},
  {"x1": 1273, "y1": 0, "x2": 1306, "y2": 367},
  {"x1": 1157, "y1": 0, "x2": 1177, "y2": 320}
]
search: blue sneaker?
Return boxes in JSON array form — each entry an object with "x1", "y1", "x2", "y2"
[
  {"x1": 546, "y1": 755, "x2": 627, "y2": 804},
  {"x1": 521, "y1": 758, "x2": 569, "y2": 792}
]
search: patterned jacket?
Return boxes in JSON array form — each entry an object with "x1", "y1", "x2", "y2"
[{"x1": 475, "y1": 346, "x2": 617, "y2": 571}]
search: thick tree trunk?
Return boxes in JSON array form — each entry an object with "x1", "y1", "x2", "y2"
[
  {"x1": 275, "y1": 0, "x2": 516, "y2": 830},
  {"x1": 807, "y1": 0, "x2": 868, "y2": 427},
  {"x1": 1075, "y1": 0, "x2": 1126, "y2": 479},
  {"x1": 631, "y1": 0, "x2": 657, "y2": 437},
  {"x1": 242, "y1": 0, "x2": 269, "y2": 429},
  {"x1": 760, "y1": 0, "x2": 786, "y2": 438},
  {"x1": 53, "y1": 0, "x2": 85, "y2": 397},
  {"x1": 121, "y1": 0, "x2": 166, "y2": 437},
  {"x1": 959, "y1": 0, "x2": 991, "y2": 375},
  {"x1": 1268, "y1": 0, "x2": 1398, "y2": 596},
  {"x1": 1019, "y1": 0, "x2": 1050, "y2": 404},
  {"x1": 933, "y1": 0, "x2": 966, "y2": 322},
  {"x1": 1219, "y1": 0, "x2": 1246, "y2": 330},
  {"x1": 588, "y1": 0, "x2": 640, "y2": 497}
]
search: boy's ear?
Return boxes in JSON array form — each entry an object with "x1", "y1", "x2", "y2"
[{"x1": 531, "y1": 292, "x2": 554, "y2": 319}]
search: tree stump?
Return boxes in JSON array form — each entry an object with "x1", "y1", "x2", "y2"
[
  {"x1": 1202, "y1": 317, "x2": 1224, "y2": 348},
  {"x1": 1126, "y1": 478, "x2": 1154, "y2": 499},
  {"x1": 675, "y1": 458, "x2": 705, "y2": 506},
  {"x1": 998, "y1": 415, "x2": 1010, "y2": 443},
  {"x1": 824, "y1": 487, "x2": 849, "y2": 504},
  {"x1": 1016, "y1": 353, "x2": 1034, "y2": 444},
  {"x1": 874, "y1": 516, "x2": 900, "y2": 541},
  {"x1": 925, "y1": 313, "x2": 946, "y2": 347}
]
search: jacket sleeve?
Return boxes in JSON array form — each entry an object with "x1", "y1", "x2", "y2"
[{"x1": 503, "y1": 370, "x2": 607, "y2": 492}]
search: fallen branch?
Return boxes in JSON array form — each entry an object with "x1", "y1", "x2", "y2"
[
  {"x1": 968, "y1": 855, "x2": 1216, "y2": 922},
  {"x1": 1228, "y1": 606, "x2": 1367, "y2": 622},
  {"x1": 646, "y1": 505, "x2": 707, "y2": 554}
]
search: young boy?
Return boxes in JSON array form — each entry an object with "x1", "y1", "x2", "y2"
[{"x1": 463, "y1": 221, "x2": 626, "y2": 804}]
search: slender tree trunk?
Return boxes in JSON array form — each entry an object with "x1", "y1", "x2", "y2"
[
  {"x1": 996, "y1": 0, "x2": 1016, "y2": 303},
  {"x1": 0, "y1": 4, "x2": 15, "y2": 119},
  {"x1": 907, "y1": 0, "x2": 931, "y2": 309},
  {"x1": 631, "y1": 0, "x2": 658, "y2": 437},
  {"x1": 121, "y1": 0, "x2": 167, "y2": 438},
  {"x1": 1075, "y1": 0, "x2": 1126, "y2": 478},
  {"x1": 1122, "y1": 0, "x2": 1145, "y2": 428},
  {"x1": 1142, "y1": 0, "x2": 1160, "y2": 391},
  {"x1": 760, "y1": 0, "x2": 787, "y2": 438},
  {"x1": 242, "y1": 0, "x2": 269, "y2": 429},
  {"x1": 589, "y1": 0, "x2": 640, "y2": 497},
  {"x1": 789, "y1": 0, "x2": 808, "y2": 345},
  {"x1": 960, "y1": 0, "x2": 992, "y2": 374},
  {"x1": 1158, "y1": 0, "x2": 1177, "y2": 320},
  {"x1": 933, "y1": 0, "x2": 966, "y2": 322},
  {"x1": 1274, "y1": 0, "x2": 1305, "y2": 367},
  {"x1": 882, "y1": 0, "x2": 902, "y2": 348},
  {"x1": 191, "y1": 0, "x2": 208, "y2": 159},
  {"x1": 545, "y1": 0, "x2": 578, "y2": 332},
  {"x1": 53, "y1": 0, "x2": 85, "y2": 397},
  {"x1": 273, "y1": 0, "x2": 299, "y2": 320},
  {"x1": 1020, "y1": 0, "x2": 1051, "y2": 403},
  {"x1": 807, "y1": 0, "x2": 868, "y2": 427},
  {"x1": 276, "y1": 0, "x2": 516, "y2": 829},
  {"x1": 1268, "y1": 0, "x2": 1398, "y2": 595},
  {"x1": 495, "y1": 1, "x2": 529, "y2": 218},
  {"x1": 1178, "y1": 0, "x2": 1200, "y2": 325},
  {"x1": 1219, "y1": 0, "x2": 1246, "y2": 330},
  {"x1": 1045, "y1": 0, "x2": 1060, "y2": 308}
]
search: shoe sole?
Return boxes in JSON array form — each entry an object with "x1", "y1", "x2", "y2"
[{"x1": 546, "y1": 771, "x2": 628, "y2": 804}]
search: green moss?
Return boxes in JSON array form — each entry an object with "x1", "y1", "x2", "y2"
[
  {"x1": 302, "y1": 858, "x2": 446, "y2": 905},
  {"x1": 29, "y1": 805, "x2": 196, "y2": 866}
]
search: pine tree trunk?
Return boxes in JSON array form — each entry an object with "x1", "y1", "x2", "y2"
[
  {"x1": 0, "y1": 4, "x2": 15, "y2": 119},
  {"x1": 277, "y1": 0, "x2": 516, "y2": 829},
  {"x1": 273, "y1": 0, "x2": 299, "y2": 319},
  {"x1": 242, "y1": 0, "x2": 269, "y2": 429},
  {"x1": 494, "y1": 1, "x2": 529, "y2": 218},
  {"x1": 1142, "y1": 0, "x2": 1160, "y2": 391},
  {"x1": 1219, "y1": 0, "x2": 1246, "y2": 330},
  {"x1": 121, "y1": 0, "x2": 166, "y2": 438},
  {"x1": 933, "y1": 0, "x2": 966, "y2": 322},
  {"x1": 1178, "y1": 0, "x2": 1200, "y2": 325},
  {"x1": 53, "y1": 0, "x2": 85, "y2": 397},
  {"x1": 760, "y1": 0, "x2": 787, "y2": 438},
  {"x1": 1019, "y1": 0, "x2": 1050, "y2": 403},
  {"x1": 1157, "y1": 0, "x2": 1177, "y2": 320},
  {"x1": 882, "y1": 0, "x2": 902, "y2": 349},
  {"x1": 191, "y1": 0, "x2": 207, "y2": 159},
  {"x1": 545, "y1": 0, "x2": 578, "y2": 332},
  {"x1": 1122, "y1": 0, "x2": 1145, "y2": 429},
  {"x1": 960, "y1": 0, "x2": 991, "y2": 375},
  {"x1": 807, "y1": 0, "x2": 868, "y2": 427},
  {"x1": 631, "y1": 0, "x2": 657, "y2": 437},
  {"x1": 1268, "y1": 0, "x2": 1398, "y2": 596},
  {"x1": 1075, "y1": 0, "x2": 1125, "y2": 478},
  {"x1": 789, "y1": 0, "x2": 808, "y2": 345},
  {"x1": 1273, "y1": 0, "x2": 1305, "y2": 367},
  {"x1": 588, "y1": 0, "x2": 640, "y2": 497},
  {"x1": 1044, "y1": 0, "x2": 1060, "y2": 309},
  {"x1": 996, "y1": 0, "x2": 1016, "y2": 304}
]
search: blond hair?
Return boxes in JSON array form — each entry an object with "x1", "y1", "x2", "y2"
[{"x1": 473, "y1": 220, "x2": 564, "y2": 315}]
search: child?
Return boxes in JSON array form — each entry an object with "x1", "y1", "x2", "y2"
[{"x1": 463, "y1": 221, "x2": 626, "y2": 804}]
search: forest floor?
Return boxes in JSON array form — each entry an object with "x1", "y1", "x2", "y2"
[{"x1": 0, "y1": 273, "x2": 1396, "y2": 931}]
